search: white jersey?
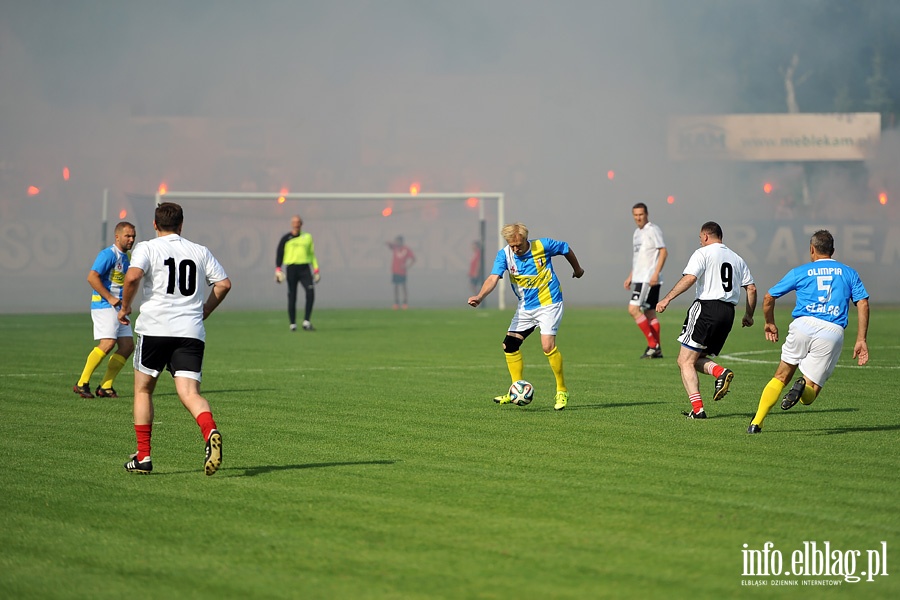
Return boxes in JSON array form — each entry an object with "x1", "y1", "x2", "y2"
[
  {"x1": 129, "y1": 234, "x2": 229, "y2": 341},
  {"x1": 683, "y1": 242, "x2": 753, "y2": 305},
  {"x1": 632, "y1": 222, "x2": 666, "y2": 283}
]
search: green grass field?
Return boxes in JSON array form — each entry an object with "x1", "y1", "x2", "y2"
[{"x1": 1, "y1": 307, "x2": 897, "y2": 599}]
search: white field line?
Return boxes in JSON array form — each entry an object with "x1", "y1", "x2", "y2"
[
  {"x1": 5, "y1": 353, "x2": 898, "y2": 379},
  {"x1": 720, "y1": 348, "x2": 900, "y2": 370}
]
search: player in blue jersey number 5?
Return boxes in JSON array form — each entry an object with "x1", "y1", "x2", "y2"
[
  {"x1": 748, "y1": 230, "x2": 870, "y2": 434},
  {"x1": 468, "y1": 223, "x2": 584, "y2": 411}
]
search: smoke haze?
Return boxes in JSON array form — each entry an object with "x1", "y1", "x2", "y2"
[{"x1": 1, "y1": 1, "x2": 897, "y2": 312}]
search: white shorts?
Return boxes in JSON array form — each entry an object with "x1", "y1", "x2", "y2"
[
  {"x1": 781, "y1": 316, "x2": 845, "y2": 387},
  {"x1": 508, "y1": 302, "x2": 564, "y2": 336},
  {"x1": 92, "y1": 307, "x2": 132, "y2": 341}
]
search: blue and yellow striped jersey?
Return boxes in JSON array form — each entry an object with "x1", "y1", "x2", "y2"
[
  {"x1": 491, "y1": 238, "x2": 570, "y2": 309},
  {"x1": 89, "y1": 245, "x2": 130, "y2": 310}
]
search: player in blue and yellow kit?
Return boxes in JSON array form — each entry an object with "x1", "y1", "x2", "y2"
[
  {"x1": 468, "y1": 223, "x2": 584, "y2": 410},
  {"x1": 74, "y1": 221, "x2": 136, "y2": 398},
  {"x1": 748, "y1": 230, "x2": 870, "y2": 434}
]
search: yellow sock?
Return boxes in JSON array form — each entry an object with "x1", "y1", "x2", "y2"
[
  {"x1": 100, "y1": 353, "x2": 127, "y2": 389},
  {"x1": 504, "y1": 350, "x2": 524, "y2": 383},
  {"x1": 545, "y1": 347, "x2": 566, "y2": 392},
  {"x1": 800, "y1": 385, "x2": 817, "y2": 405},
  {"x1": 78, "y1": 348, "x2": 107, "y2": 386},
  {"x1": 751, "y1": 378, "x2": 784, "y2": 426}
]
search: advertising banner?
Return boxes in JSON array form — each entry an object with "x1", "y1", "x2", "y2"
[{"x1": 669, "y1": 113, "x2": 881, "y2": 161}]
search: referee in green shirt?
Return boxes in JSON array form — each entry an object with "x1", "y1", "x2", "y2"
[{"x1": 275, "y1": 215, "x2": 320, "y2": 331}]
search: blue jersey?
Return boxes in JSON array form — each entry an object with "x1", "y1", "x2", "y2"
[
  {"x1": 491, "y1": 238, "x2": 570, "y2": 309},
  {"x1": 768, "y1": 258, "x2": 868, "y2": 329},
  {"x1": 90, "y1": 245, "x2": 130, "y2": 310}
]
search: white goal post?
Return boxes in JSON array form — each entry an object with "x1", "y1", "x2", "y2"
[{"x1": 150, "y1": 190, "x2": 509, "y2": 309}]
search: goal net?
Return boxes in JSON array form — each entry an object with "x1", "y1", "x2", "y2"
[{"x1": 124, "y1": 191, "x2": 508, "y2": 310}]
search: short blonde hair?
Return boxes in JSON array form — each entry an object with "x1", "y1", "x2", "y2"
[{"x1": 501, "y1": 222, "x2": 528, "y2": 243}]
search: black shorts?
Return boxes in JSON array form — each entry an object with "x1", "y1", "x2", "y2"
[
  {"x1": 677, "y1": 299, "x2": 735, "y2": 356},
  {"x1": 630, "y1": 283, "x2": 661, "y2": 311},
  {"x1": 134, "y1": 335, "x2": 205, "y2": 380}
]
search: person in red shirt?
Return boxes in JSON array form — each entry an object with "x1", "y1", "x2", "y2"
[{"x1": 387, "y1": 235, "x2": 416, "y2": 309}]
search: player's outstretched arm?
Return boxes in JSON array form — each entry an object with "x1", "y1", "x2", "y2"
[
  {"x1": 649, "y1": 247, "x2": 668, "y2": 286},
  {"x1": 117, "y1": 267, "x2": 144, "y2": 325},
  {"x1": 853, "y1": 298, "x2": 870, "y2": 365},
  {"x1": 564, "y1": 249, "x2": 584, "y2": 279},
  {"x1": 656, "y1": 274, "x2": 696, "y2": 313},
  {"x1": 742, "y1": 283, "x2": 757, "y2": 327},
  {"x1": 468, "y1": 274, "x2": 501, "y2": 307},
  {"x1": 275, "y1": 236, "x2": 288, "y2": 273},
  {"x1": 203, "y1": 278, "x2": 232, "y2": 320},
  {"x1": 88, "y1": 270, "x2": 121, "y2": 308},
  {"x1": 762, "y1": 293, "x2": 778, "y2": 342}
]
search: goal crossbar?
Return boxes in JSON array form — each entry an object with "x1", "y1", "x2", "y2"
[{"x1": 151, "y1": 190, "x2": 508, "y2": 309}]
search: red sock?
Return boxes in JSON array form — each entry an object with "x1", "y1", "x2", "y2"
[
  {"x1": 689, "y1": 393, "x2": 704, "y2": 413},
  {"x1": 709, "y1": 364, "x2": 725, "y2": 378},
  {"x1": 196, "y1": 411, "x2": 217, "y2": 442},
  {"x1": 649, "y1": 318, "x2": 661, "y2": 345},
  {"x1": 135, "y1": 424, "x2": 152, "y2": 461},
  {"x1": 636, "y1": 315, "x2": 659, "y2": 347}
]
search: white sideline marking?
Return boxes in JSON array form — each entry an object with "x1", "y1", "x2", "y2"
[{"x1": 721, "y1": 348, "x2": 900, "y2": 369}]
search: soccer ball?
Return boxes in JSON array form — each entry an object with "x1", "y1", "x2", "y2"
[{"x1": 508, "y1": 380, "x2": 534, "y2": 405}]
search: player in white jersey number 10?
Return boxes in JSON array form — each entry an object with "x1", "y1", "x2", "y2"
[{"x1": 117, "y1": 202, "x2": 232, "y2": 475}]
